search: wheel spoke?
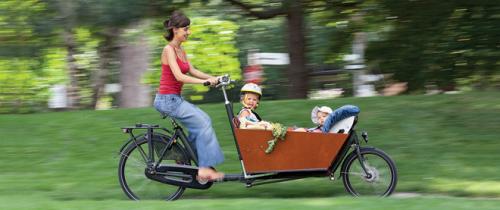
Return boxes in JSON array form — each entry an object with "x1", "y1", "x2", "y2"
[
  {"x1": 127, "y1": 173, "x2": 146, "y2": 178},
  {"x1": 343, "y1": 171, "x2": 366, "y2": 178},
  {"x1": 134, "y1": 179, "x2": 150, "y2": 192},
  {"x1": 126, "y1": 155, "x2": 148, "y2": 168}
]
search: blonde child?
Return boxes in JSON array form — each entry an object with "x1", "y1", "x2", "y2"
[{"x1": 237, "y1": 83, "x2": 272, "y2": 130}]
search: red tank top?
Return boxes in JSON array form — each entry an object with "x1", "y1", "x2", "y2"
[{"x1": 158, "y1": 57, "x2": 190, "y2": 94}]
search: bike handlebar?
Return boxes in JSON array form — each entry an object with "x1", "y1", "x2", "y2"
[{"x1": 203, "y1": 74, "x2": 235, "y2": 88}]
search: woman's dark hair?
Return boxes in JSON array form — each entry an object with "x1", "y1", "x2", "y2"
[{"x1": 163, "y1": 10, "x2": 190, "y2": 41}]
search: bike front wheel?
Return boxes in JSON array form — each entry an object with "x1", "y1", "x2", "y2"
[
  {"x1": 118, "y1": 134, "x2": 190, "y2": 201},
  {"x1": 341, "y1": 147, "x2": 397, "y2": 196}
]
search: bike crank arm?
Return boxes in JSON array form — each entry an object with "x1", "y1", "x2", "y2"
[{"x1": 145, "y1": 164, "x2": 213, "y2": 189}]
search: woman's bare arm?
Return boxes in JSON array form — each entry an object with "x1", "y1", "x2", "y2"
[
  {"x1": 188, "y1": 62, "x2": 214, "y2": 80},
  {"x1": 163, "y1": 46, "x2": 206, "y2": 84}
]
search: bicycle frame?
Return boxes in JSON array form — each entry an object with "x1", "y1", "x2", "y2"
[
  {"x1": 120, "y1": 121, "x2": 217, "y2": 189},
  {"x1": 120, "y1": 121, "x2": 196, "y2": 165}
]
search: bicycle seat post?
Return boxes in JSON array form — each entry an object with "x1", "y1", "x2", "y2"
[{"x1": 146, "y1": 126, "x2": 155, "y2": 168}]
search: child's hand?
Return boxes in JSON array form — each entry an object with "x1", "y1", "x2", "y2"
[
  {"x1": 294, "y1": 127, "x2": 307, "y2": 132},
  {"x1": 261, "y1": 121, "x2": 272, "y2": 130}
]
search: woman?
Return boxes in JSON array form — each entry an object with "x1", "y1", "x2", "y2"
[{"x1": 154, "y1": 11, "x2": 224, "y2": 181}]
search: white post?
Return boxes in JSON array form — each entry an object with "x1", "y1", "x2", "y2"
[{"x1": 48, "y1": 84, "x2": 68, "y2": 109}]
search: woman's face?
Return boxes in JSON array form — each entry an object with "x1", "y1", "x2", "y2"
[
  {"x1": 174, "y1": 26, "x2": 191, "y2": 42},
  {"x1": 243, "y1": 93, "x2": 259, "y2": 109},
  {"x1": 317, "y1": 111, "x2": 329, "y2": 125}
]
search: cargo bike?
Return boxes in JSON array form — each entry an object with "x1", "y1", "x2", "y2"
[{"x1": 117, "y1": 75, "x2": 398, "y2": 200}]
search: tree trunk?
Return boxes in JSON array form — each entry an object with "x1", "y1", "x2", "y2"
[
  {"x1": 224, "y1": 0, "x2": 309, "y2": 98},
  {"x1": 59, "y1": 0, "x2": 81, "y2": 109},
  {"x1": 119, "y1": 21, "x2": 152, "y2": 108},
  {"x1": 285, "y1": 0, "x2": 308, "y2": 99},
  {"x1": 91, "y1": 28, "x2": 119, "y2": 109},
  {"x1": 62, "y1": 29, "x2": 81, "y2": 108}
]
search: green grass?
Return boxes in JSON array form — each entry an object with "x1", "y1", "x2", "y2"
[
  {"x1": 1, "y1": 195, "x2": 499, "y2": 210},
  {"x1": 1, "y1": 91, "x2": 500, "y2": 209}
]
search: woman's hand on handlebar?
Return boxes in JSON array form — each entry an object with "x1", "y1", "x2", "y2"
[
  {"x1": 204, "y1": 77, "x2": 219, "y2": 87},
  {"x1": 203, "y1": 75, "x2": 232, "y2": 87}
]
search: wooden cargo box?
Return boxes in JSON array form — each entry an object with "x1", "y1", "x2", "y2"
[{"x1": 234, "y1": 129, "x2": 349, "y2": 174}]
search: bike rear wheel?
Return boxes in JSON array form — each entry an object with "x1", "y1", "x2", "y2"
[
  {"x1": 118, "y1": 134, "x2": 190, "y2": 200},
  {"x1": 341, "y1": 147, "x2": 397, "y2": 196}
]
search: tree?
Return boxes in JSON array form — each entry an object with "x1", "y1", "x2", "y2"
[
  {"x1": 49, "y1": 0, "x2": 191, "y2": 108},
  {"x1": 224, "y1": 0, "x2": 360, "y2": 98},
  {"x1": 57, "y1": 0, "x2": 83, "y2": 108},
  {"x1": 224, "y1": 0, "x2": 307, "y2": 98},
  {"x1": 366, "y1": 0, "x2": 500, "y2": 92},
  {"x1": 0, "y1": 0, "x2": 57, "y2": 113}
]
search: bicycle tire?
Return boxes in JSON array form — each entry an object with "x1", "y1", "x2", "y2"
[
  {"x1": 341, "y1": 147, "x2": 398, "y2": 196},
  {"x1": 118, "y1": 134, "x2": 190, "y2": 201}
]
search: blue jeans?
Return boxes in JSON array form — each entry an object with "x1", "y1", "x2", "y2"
[
  {"x1": 154, "y1": 94, "x2": 224, "y2": 167},
  {"x1": 321, "y1": 105, "x2": 360, "y2": 133}
]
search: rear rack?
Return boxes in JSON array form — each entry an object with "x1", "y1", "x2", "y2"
[{"x1": 121, "y1": 123, "x2": 161, "y2": 133}]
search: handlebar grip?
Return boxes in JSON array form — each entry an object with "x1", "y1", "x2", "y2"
[{"x1": 203, "y1": 81, "x2": 211, "y2": 86}]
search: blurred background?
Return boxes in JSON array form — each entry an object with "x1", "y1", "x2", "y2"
[
  {"x1": 1, "y1": 0, "x2": 500, "y2": 209},
  {"x1": 1, "y1": 0, "x2": 498, "y2": 113}
]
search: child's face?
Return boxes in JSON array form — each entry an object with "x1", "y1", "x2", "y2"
[
  {"x1": 243, "y1": 93, "x2": 260, "y2": 109},
  {"x1": 317, "y1": 111, "x2": 329, "y2": 125}
]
